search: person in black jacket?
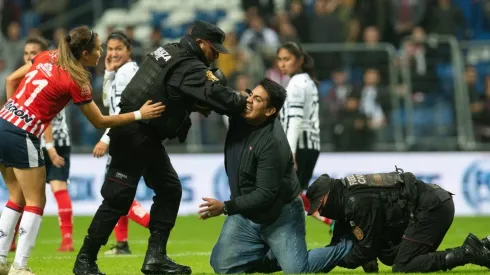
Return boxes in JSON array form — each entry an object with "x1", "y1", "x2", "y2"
[
  {"x1": 306, "y1": 171, "x2": 490, "y2": 273},
  {"x1": 73, "y1": 21, "x2": 249, "y2": 275},
  {"x1": 198, "y1": 78, "x2": 354, "y2": 274}
]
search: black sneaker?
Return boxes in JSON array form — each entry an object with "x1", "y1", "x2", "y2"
[
  {"x1": 104, "y1": 241, "x2": 132, "y2": 255},
  {"x1": 73, "y1": 253, "x2": 105, "y2": 275}
]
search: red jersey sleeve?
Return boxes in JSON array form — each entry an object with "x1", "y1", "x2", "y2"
[{"x1": 70, "y1": 82, "x2": 93, "y2": 105}]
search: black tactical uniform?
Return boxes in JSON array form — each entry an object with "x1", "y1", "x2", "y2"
[
  {"x1": 306, "y1": 169, "x2": 490, "y2": 273},
  {"x1": 73, "y1": 21, "x2": 248, "y2": 275}
]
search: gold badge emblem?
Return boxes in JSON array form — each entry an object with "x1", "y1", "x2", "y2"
[
  {"x1": 353, "y1": 226, "x2": 364, "y2": 240},
  {"x1": 206, "y1": 70, "x2": 219, "y2": 82}
]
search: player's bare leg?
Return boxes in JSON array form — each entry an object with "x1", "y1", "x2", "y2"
[
  {"x1": 0, "y1": 165, "x2": 25, "y2": 275},
  {"x1": 8, "y1": 167, "x2": 45, "y2": 274}
]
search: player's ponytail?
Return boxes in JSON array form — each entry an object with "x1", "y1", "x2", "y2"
[
  {"x1": 57, "y1": 25, "x2": 97, "y2": 90},
  {"x1": 278, "y1": 41, "x2": 319, "y2": 85}
]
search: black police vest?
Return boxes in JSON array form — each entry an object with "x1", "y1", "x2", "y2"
[{"x1": 119, "y1": 44, "x2": 196, "y2": 139}]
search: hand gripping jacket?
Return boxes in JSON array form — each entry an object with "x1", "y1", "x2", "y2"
[{"x1": 119, "y1": 44, "x2": 195, "y2": 140}]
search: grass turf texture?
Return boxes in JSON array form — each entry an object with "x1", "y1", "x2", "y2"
[{"x1": 11, "y1": 216, "x2": 490, "y2": 275}]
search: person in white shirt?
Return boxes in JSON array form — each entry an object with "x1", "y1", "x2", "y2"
[
  {"x1": 277, "y1": 42, "x2": 332, "y2": 226},
  {"x1": 92, "y1": 31, "x2": 151, "y2": 255}
]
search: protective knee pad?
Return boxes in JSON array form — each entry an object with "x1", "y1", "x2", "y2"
[{"x1": 101, "y1": 169, "x2": 139, "y2": 216}]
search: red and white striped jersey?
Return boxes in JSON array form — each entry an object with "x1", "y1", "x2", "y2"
[{"x1": 0, "y1": 50, "x2": 92, "y2": 138}]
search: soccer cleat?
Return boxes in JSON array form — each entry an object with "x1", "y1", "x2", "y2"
[
  {"x1": 57, "y1": 242, "x2": 74, "y2": 252},
  {"x1": 103, "y1": 241, "x2": 131, "y2": 255},
  {"x1": 7, "y1": 264, "x2": 34, "y2": 275}
]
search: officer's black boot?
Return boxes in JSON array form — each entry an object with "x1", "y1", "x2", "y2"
[
  {"x1": 461, "y1": 233, "x2": 490, "y2": 268},
  {"x1": 73, "y1": 236, "x2": 105, "y2": 275},
  {"x1": 141, "y1": 231, "x2": 192, "y2": 275},
  {"x1": 481, "y1": 235, "x2": 490, "y2": 250}
]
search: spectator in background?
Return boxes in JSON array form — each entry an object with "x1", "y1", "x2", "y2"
[
  {"x1": 333, "y1": 94, "x2": 372, "y2": 151},
  {"x1": 352, "y1": 0, "x2": 387, "y2": 42},
  {"x1": 358, "y1": 68, "x2": 387, "y2": 130},
  {"x1": 216, "y1": 31, "x2": 239, "y2": 78},
  {"x1": 287, "y1": 0, "x2": 310, "y2": 43},
  {"x1": 309, "y1": 0, "x2": 345, "y2": 79},
  {"x1": 471, "y1": 76, "x2": 490, "y2": 142},
  {"x1": 426, "y1": 0, "x2": 466, "y2": 37},
  {"x1": 2, "y1": 21, "x2": 25, "y2": 71},
  {"x1": 354, "y1": 26, "x2": 390, "y2": 85},
  {"x1": 239, "y1": 14, "x2": 280, "y2": 66},
  {"x1": 125, "y1": 25, "x2": 143, "y2": 63},
  {"x1": 399, "y1": 27, "x2": 440, "y2": 101},
  {"x1": 52, "y1": 27, "x2": 67, "y2": 48},
  {"x1": 146, "y1": 26, "x2": 163, "y2": 54},
  {"x1": 388, "y1": 0, "x2": 427, "y2": 47},
  {"x1": 466, "y1": 65, "x2": 481, "y2": 101}
]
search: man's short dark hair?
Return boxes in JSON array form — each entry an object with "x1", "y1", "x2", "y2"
[
  {"x1": 25, "y1": 36, "x2": 49, "y2": 51},
  {"x1": 259, "y1": 78, "x2": 287, "y2": 115}
]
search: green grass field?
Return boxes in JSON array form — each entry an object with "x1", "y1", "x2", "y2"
[{"x1": 13, "y1": 215, "x2": 490, "y2": 275}]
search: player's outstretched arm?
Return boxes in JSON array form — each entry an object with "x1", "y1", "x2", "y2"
[
  {"x1": 79, "y1": 100, "x2": 165, "y2": 129},
  {"x1": 6, "y1": 63, "x2": 32, "y2": 99}
]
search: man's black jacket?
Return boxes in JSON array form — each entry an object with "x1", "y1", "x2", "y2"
[{"x1": 223, "y1": 116, "x2": 302, "y2": 224}]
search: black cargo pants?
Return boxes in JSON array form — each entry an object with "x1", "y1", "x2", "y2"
[
  {"x1": 86, "y1": 122, "x2": 182, "y2": 245},
  {"x1": 391, "y1": 185, "x2": 455, "y2": 272}
]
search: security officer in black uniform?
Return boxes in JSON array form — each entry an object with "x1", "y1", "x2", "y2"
[
  {"x1": 306, "y1": 169, "x2": 490, "y2": 273},
  {"x1": 73, "y1": 20, "x2": 249, "y2": 275}
]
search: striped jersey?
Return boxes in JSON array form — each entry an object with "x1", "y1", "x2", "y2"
[
  {"x1": 100, "y1": 61, "x2": 138, "y2": 143},
  {"x1": 280, "y1": 73, "x2": 320, "y2": 153},
  {"x1": 41, "y1": 108, "x2": 70, "y2": 147},
  {"x1": 0, "y1": 50, "x2": 92, "y2": 138}
]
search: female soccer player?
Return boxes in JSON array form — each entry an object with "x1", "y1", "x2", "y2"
[
  {"x1": 0, "y1": 25, "x2": 164, "y2": 274},
  {"x1": 9, "y1": 36, "x2": 76, "y2": 253},
  {"x1": 277, "y1": 41, "x2": 332, "y2": 226},
  {"x1": 92, "y1": 31, "x2": 150, "y2": 255}
]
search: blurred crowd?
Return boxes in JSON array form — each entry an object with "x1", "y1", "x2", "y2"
[{"x1": 2, "y1": 0, "x2": 490, "y2": 151}]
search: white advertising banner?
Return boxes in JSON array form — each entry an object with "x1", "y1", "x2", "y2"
[{"x1": 0, "y1": 153, "x2": 489, "y2": 216}]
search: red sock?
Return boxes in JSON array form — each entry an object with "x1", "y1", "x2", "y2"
[
  {"x1": 301, "y1": 194, "x2": 311, "y2": 212},
  {"x1": 114, "y1": 216, "x2": 128, "y2": 242},
  {"x1": 127, "y1": 200, "x2": 150, "y2": 228},
  {"x1": 54, "y1": 190, "x2": 73, "y2": 244}
]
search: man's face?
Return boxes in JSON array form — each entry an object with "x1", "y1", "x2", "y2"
[
  {"x1": 242, "y1": 85, "x2": 276, "y2": 124},
  {"x1": 24, "y1": 43, "x2": 42, "y2": 64},
  {"x1": 198, "y1": 40, "x2": 219, "y2": 63}
]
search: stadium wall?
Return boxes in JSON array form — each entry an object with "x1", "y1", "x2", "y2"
[{"x1": 0, "y1": 153, "x2": 489, "y2": 216}]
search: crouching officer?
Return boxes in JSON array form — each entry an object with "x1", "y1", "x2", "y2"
[
  {"x1": 306, "y1": 169, "x2": 490, "y2": 273},
  {"x1": 73, "y1": 20, "x2": 249, "y2": 275}
]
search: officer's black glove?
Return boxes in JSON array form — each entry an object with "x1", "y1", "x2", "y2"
[
  {"x1": 211, "y1": 68, "x2": 227, "y2": 86},
  {"x1": 362, "y1": 260, "x2": 379, "y2": 273}
]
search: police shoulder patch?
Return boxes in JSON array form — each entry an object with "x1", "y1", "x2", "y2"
[
  {"x1": 353, "y1": 226, "x2": 364, "y2": 240},
  {"x1": 206, "y1": 70, "x2": 219, "y2": 82}
]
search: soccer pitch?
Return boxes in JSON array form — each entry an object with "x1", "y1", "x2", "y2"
[{"x1": 13, "y1": 216, "x2": 490, "y2": 275}]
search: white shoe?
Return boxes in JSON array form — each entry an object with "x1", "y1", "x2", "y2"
[
  {"x1": 7, "y1": 264, "x2": 34, "y2": 275},
  {"x1": 0, "y1": 262, "x2": 9, "y2": 275}
]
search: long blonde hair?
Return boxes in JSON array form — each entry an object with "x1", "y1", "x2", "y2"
[{"x1": 56, "y1": 25, "x2": 97, "y2": 89}]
